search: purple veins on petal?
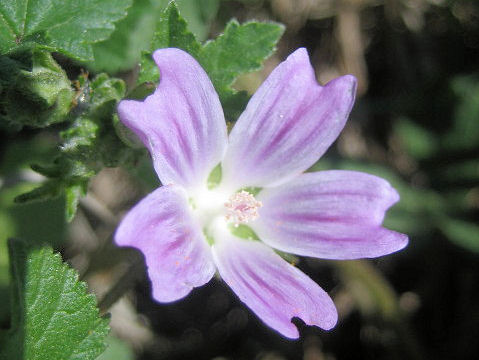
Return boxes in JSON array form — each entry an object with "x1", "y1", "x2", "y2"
[
  {"x1": 117, "y1": 48, "x2": 227, "y2": 191},
  {"x1": 222, "y1": 47, "x2": 357, "y2": 189},
  {"x1": 251, "y1": 170, "x2": 408, "y2": 260},
  {"x1": 114, "y1": 185, "x2": 216, "y2": 302},
  {"x1": 212, "y1": 235, "x2": 337, "y2": 339}
]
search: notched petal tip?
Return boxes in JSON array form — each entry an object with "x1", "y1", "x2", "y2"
[
  {"x1": 325, "y1": 74, "x2": 358, "y2": 106},
  {"x1": 212, "y1": 237, "x2": 339, "y2": 339},
  {"x1": 121, "y1": 47, "x2": 227, "y2": 189}
]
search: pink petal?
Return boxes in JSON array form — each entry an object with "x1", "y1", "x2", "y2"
[
  {"x1": 115, "y1": 185, "x2": 216, "y2": 302},
  {"x1": 117, "y1": 48, "x2": 227, "y2": 191},
  {"x1": 251, "y1": 171, "x2": 408, "y2": 259},
  {"x1": 221, "y1": 48, "x2": 357, "y2": 189},
  {"x1": 212, "y1": 236, "x2": 337, "y2": 338}
]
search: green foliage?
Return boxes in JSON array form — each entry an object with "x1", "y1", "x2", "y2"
[
  {"x1": 392, "y1": 74, "x2": 479, "y2": 252},
  {"x1": 199, "y1": 20, "x2": 284, "y2": 118},
  {"x1": 0, "y1": 50, "x2": 73, "y2": 129},
  {"x1": 138, "y1": 2, "x2": 284, "y2": 120},
  {"x1": 138, "y1": 1, "x2": 201, "y2": 84},
  {"x1": 0, "y1": 0, "x2": 132, "y2": 61},
  {"x1": 15, "y1": 73, "x2": 144, "y2": 221},
  {"x1": 91, "y1": 0, "x2": 219, "y2": 73},
  {"x1": 91, "y1": 0, "x2": 169, "y2": 73},
  {"x1": 0, "y1": 239, "x2": 109, "y2": 360},
  {"x1": 176, "y1": 0, "x2": 219, "y2": 41}
]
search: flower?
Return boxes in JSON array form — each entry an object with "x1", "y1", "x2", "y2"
[{"x1": 115, "y1": 47, "x2": 408, "y2": 338}]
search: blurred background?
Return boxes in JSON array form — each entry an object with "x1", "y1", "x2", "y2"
[{"x1": 1, "y1": 0, "x2": 479, "y2": 359}]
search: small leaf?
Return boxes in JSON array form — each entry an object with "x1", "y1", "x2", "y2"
[
  {"x1": 175, "y1": 0, "x2": 219, "y2": 41},
  {"x1": 0, "y1": 0, "x2": 133, "y2": 61},
  {"x1": 199, "y1": 20, "x2": 283, "y2": 119},
  {"x1": 200, "y1": 20, "x2": 284, "y2": 99},
  {"x1": 139, "y1": 3, "x2": 283, "y2": 120},
  {"x1": 0, "y1": 239, "x2": 109, "y2": 360},
  {"x1": 138, "y1": 1, "x2": 201, "y2": 84},
  {"x1": 65, "y1": 183, "x2": 87, "y2": 222}
]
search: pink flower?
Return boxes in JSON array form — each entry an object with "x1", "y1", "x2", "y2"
[{"x1": 115, "y1": 48, "x2": 408, "y2": 338}]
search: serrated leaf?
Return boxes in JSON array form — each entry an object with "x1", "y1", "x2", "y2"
[
  {"x1": 139, "y1": 3, "x2": 283, "y2": 120},
  {"x1": 0, "y1": 0, "x2": 132, "y2": 61},
  {"x1": 198, "y1": 19, "x2": 284, "y2": 119},
  {"x1": 200, "y1": 20, "x2": 284, "y2": 98},
  {"x1": 0, "y1": 239, "x2": 109, "y2": 360},
  {"x1": 138, "y1": 1, "x2": 201, "y2": 84}
]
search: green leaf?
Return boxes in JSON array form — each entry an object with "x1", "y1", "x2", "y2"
[
  {"x1": 65, "y1": 183, "x2": 87, "y2": 222},
  {"x1": 0, "y1": 0, "x2": 132, "y2": 61},
  {"x1": 0, "y1": 239, "x2": 109, "y2": 360},
  {"x1": 138, "y1": 2, "x2": 284, "y2": 120},
  {"x1": 138, "y1": 1, "x2": 201, "y2": 84},
  {"x1": 199, "y1": 20, "x2": 284, "y2": 101},
  {"x1": 91, "y1": 0, "x2": 169, "y2": 73},
  {"x1": 91, "y1": 0, "x2": 219, "y2": 73},
  {"x1": 0, "y1": 50, "x2": 73, "y2": 129},
  {"x1": 175, "y1": 0, "x2": 219, "y2": 41}
]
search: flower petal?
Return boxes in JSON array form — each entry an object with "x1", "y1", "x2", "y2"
[
  {"x1": 251, "y1": 171, "x2": 408, "y2": 260},
  {"x1": 117, "y1": 48, "x2": 227, "y2": 191},
  {"x1": 222, "y1": 48, "x2": 357, "y2": 189},
  {"x1": 115, "y1": 185, "x2": 216, "y2": 302},
  {"x1": 212, "y1": 235, "x2": 337, "y2": 338}
]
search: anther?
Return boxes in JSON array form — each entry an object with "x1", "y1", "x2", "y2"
[{"x1": 224, "y1": 190, "x2": 262, "y2": 227}]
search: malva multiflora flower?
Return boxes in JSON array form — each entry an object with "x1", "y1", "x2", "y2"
[{"x1": 115, "y1": 47, "x2": 408, "y2": 338}]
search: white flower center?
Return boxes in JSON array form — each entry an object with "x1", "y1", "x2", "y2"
[
  {"x1": 191, "y1": 188, "x2": 262, "y2": 230},
  {"x1": 224, "y1": 190, "x2": 262, "y2": 227}
]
